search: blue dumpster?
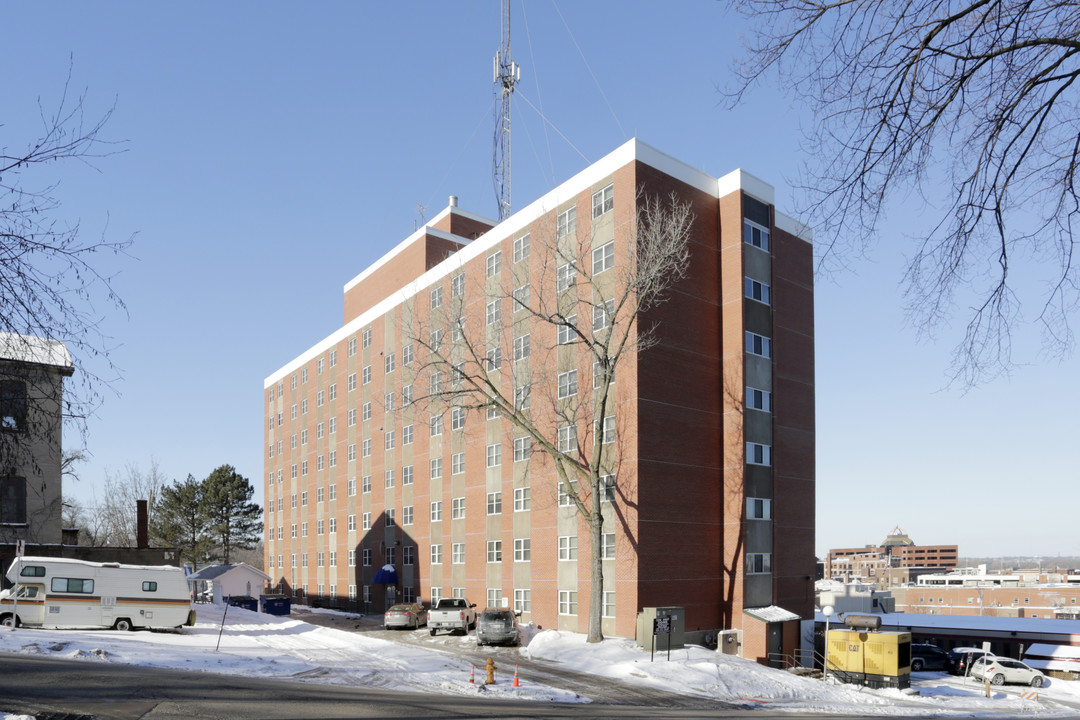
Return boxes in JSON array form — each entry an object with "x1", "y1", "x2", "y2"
[
  {"x1": 260, "y1": 594, "x2": 291, "y2": 616},
  {"x1": 227, "y1": 595, "x2": 257, "y2": 611}
]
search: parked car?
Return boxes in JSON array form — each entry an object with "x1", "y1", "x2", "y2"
[
  {"x1": 910, "y1": 643, "x2": 952, "y2": 671},
  {"x1": 427, "y1": 597, "x2": 477, "y2": 636},
  {"x1": 969, "y1": 656, "x2": 1046, "y2": 687},
  {"x1": 384, "y1": 603, "x2": 427, "y2": 630},
  {"x1": 948, "y1": 647, "x2": 994, "y2": 676},
  {"x1": 475, "y1": 608, "x2": 521, "y2": 647}
]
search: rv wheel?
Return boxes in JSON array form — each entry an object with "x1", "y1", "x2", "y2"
[
  {"x1": 114, "y1": 618, "x2": 134, "y2": 631},
  {"x1": 0, "y1": 614, "x2": 18, "y2": 628}
]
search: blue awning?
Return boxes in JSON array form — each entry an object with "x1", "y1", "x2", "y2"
[{"x1": 372, "y1": 564, "x2": 398, "y2": 584}]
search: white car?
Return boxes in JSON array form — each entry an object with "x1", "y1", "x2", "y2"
[{"x1": 969, "y1": 656, "x2": 1046, "y2": 687}]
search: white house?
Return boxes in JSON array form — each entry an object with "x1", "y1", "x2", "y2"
[{"x1": 188, "y1": 563, "x2": 270, "y2": 604}]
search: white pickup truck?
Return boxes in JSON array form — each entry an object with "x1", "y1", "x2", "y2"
[{"x1": 427, "y1": 597, "x2": 477, "y2": 636}]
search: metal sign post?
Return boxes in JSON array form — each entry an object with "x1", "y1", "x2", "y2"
[{"x1": 652, "y1": 616, "x2": 672, "y2": 662}]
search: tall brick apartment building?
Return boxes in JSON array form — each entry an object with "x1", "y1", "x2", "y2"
[{"x1": 263, "y1": 140, "x2": 815, "y2": 655}]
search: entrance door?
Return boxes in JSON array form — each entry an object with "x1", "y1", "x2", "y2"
[{"x1": 767, "y1": 623, "x2": 783, "y2": 667}]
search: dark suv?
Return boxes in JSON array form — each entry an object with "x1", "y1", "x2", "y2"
[{"x1": 910, "y1": 643, "x2": 952, "y2": 671}]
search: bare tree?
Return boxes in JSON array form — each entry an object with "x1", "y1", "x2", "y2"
[
  {"x1": 2, "y1": 67, "x2": 131, "y2": 426},
  {"x1": 730, "y1": 0, "x2": 1080, "y2": 384},
  {"x1": 85, "y1": 460, "x2": 166, "y2": 546},
  {"x1": 407, "y1": 190, "x2": 693, "y2": 642}
]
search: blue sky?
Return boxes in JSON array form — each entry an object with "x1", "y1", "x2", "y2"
[{"x1": 3, "y1": 1, "x2": 1075, "y2": 559}]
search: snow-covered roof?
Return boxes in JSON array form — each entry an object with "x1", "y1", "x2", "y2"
[
  {"x1": 744, "y1": 606, "x2": 802, "y2": 623},
  {"x1": 0, "y1": 332, "x2": 73, "y2": 372},
  {"x1": 814, "y1": 609, "x2": 1080, "y2": 636},
  {"x1": 188, "y1": 563, "x2": 270, "y2": 582},
  {"x1": 1027, "y1": 643, "x2": 1080, "y2": 659}
]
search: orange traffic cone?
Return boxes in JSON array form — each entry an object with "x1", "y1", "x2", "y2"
[
  {"x1": 513, "y1": 664, "x2": 519, "y2": 687},
  {"x1": 470, "y1": 665, "x2": 475, "y2": 684}
]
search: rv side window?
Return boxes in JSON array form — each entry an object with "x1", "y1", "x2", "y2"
[
  {"x1": 142, "y1": 581, "x2": 157, "y2": 592},
  {"x1": 20, "y1": 565, "x2": 45, "y2": 577},
  {"x1": 51, "y1": 578, "x2": 94, "y2": 594}
]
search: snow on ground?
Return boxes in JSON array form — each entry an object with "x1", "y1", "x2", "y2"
[{"x1": 0, "y1": 605, "x2": 1076, "y2": 716}]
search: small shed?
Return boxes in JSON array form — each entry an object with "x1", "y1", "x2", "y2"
[{"x1": 188, "y1": 563, "x2": 270, "y2": 605}]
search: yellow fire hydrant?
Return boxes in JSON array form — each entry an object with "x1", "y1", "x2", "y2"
[{"x1": 485, "y1": 657, "x2": 497, "y2": 685}]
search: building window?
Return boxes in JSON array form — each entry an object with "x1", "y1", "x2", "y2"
[
  {"x1": 451, "y1": 407, "x2": 465, "y2": 431},
  {"x1": 485, "y1": 346, "x2": 501, "y2": 371},
  {"x1": 747, "y1": 387, "x2": 772, "y2": 412},
  {"x1": 747, "y1": 553, "x2": 772, "y2": 574},
  {"x1": 328, "y1": 384, "x2": 337, "y2": 401},
  {"x1": 430, "y1": 414, "x2": 443, "y2": 436},
  {"x1": 513, "y1": 334, "x2": 530, "y2": 362},
  {"x1": 302, "y1": 368, "x2": 308, "y2": 384},
  {"x1": 557, "y1": 425, "x2": 577, "y2": 452},
  {"x1": 514, "y1": 589, "x2": 531, "y2": 613},
  {"x1": 557, "y1": 370, "x2": 577, "y2": 399},
  {"x1": 514, "y1": 538, "x2": 530, "y2": 562},
  {"x1": 362, "y1": 327, "x2": 371, "y2": 348},
  {"x1": 557, "y1": 206, "x2": 576, "y2": 239},
  {"x1": 745, "y1": 277, "x2": 772, "y2": 305},
  {"x1": 301, "y1": 399, "x2": 308, "y2": 415},
  {"x1": 385, "y1": 469, "x2": 395, "y2": 488},
  {"x1": 744, "y1": 219, "x2": 771, "y2": 252},
  {"x1": 348, "y1": 408, "x2": 357, "y2": 427},
  {"x1": 403, "y1": 546, "x2": 415, "y2": 566},
  {"x1": 487, "y1": 540, "x2": 502, "y2": 563},
  {"x1": 558, "y1": 536, "x2": 577, "y2": 560},
  {"x1": 348, "y1": 514, "x2": 356, "y2": 531},
  {"x1": 362, "y1": 475, "x2": 371, "y2": 493},
  {"x1": 385, "y1": 508, "x2": 395, "y2": 526},
  {"x1": 301, "y1": 522, "x2": 308, "y2": 537},
  {"x1": 402, "y1": 343, "x2": 413, "y2": 366},
  {"x1": 385, "y1": 430, "x2": 395, "y2": 450},
  {"x1": 430, "y1": 544, "x2": 443, "y2": 564},
  {"x1": 362, "y1": 439, "x2": 371, "y2": 457},
  {"x1": 347, "y1": 477, "x2": 356, "y2": 496},
  {"x1": 513, "y1": 284, "x2": 529, "y2": 311},
  {"x1": 385, "y1": 353, "x2": 396, "y2": 374},
  {"x1": 486, "y1": 299, "x2": 501, "y2": 326},
  {"x1": 514, "y1": 486, "x2": 530, "y2": 511},
  {"x1": 601, "y1": 415, "x2": 615, "y2": 444},
  {"x1": 513, "y1": 436, "x2": 531, "y2": 462},
  {"x1": 402, "y1": 505, "x2": 413, "y2": 525},
  {"x1": 316, "y1": 422, "x2": 325, "y2": 440},
  {"x1": 451, "y1": 272, "x2": 465, "y2": 298},
  {"x1": 747, "y1": 442, "x2": 772, "y2": 466},
  {"x1": 601, "y1": 533, "x2": 615, "y2": 559},
  {"x1": 513, "y1": 233, "x2": 530, "y2": 263},
  {"x1": 430, "y1": 501, "x2": 442, "y2": 521},
  {"x1": 317, "y1": 357, "x2": 324, "y2": 376},
  {"x1": 594, "y1": 359, "x2": 614, "y2": 388},
  {"x1": 592, "y1": 239, "x2": 615, "y2": 275},
  {"x1": 601, "y1": 474, "x2": 615, "y2": 503},
  {"x1": 603, "y1": 591, "x2": 616, "y2": 618},
  {"x1": 329, "y1": 417, "x2": 337, "y2": 434},
  {"x1": 745, "y1": 332, "x2": 772, "y2": 359},
  {"x1": 362, "y1": 366, "x2": 372, "y2": 384},
  {"x1": 557, "y1": 316, "x2": 577, "y2": 345},
  {"x1": 486, "y1": 443, "x2": 501, "y2": 468},
  {"x1": 452, "y1": 452, "x2": 465, "y2": 475},
  {"x1": 487, "y1": 251, "x2": 501, "y2": 278},
  {"x1": 558, "y1": 590, "x2": 578, "y2": 615},
  {"x1": 362, "y1": 402, "x2": 371, "y2": 422},
  {"x1": 556, "y1": 263, "x2": 576, "y2": 293},
  {"x1": 558, "y1": 484, "x2": 574, "y2": 507},
  {"x1": 0, "y1": 476, "x2": 26, "y2": 523},
  {"x1": 452, "y1": 543, "x2": 465, "y2": 564},
  {"x1": 451, "y1": 497, "x2": 465, "y2": 520},
  {"x1": 348, "y1": 373, "x2": 356, "y2": 392},
  {"x1": 592, "y1": 184, "x2": 614, "y2": 218},
  {"x1": 402, "y1": 465, "x2": 414, "y2": 485},
  {"x1": 316, "y1": 390, "x2": 324, "y2": 407},
  {"x1": 592, "y1": 300, "x2": 614, "y2": 332},
  {"x1": 486, "y1": 492, "x2": 502, "y2": 515},
  {"x1": 430, "y1": 286, "x2": 443, "y2": 309},
  {"x1": 362, "y1": 512, "x2": 371, "y2": 530},
  {"x1": 487, "y1": 589, "x2": 502, "y2": 608},
  {"x1": 348, "y1": 337, "x2": 356, "y2": 357},
  {"x1": 515, "y1": 384, "x2": 530, "y2": 409},
  {"x1": 328, "y1": 451, "x2": 337, "y2": 467},
  {"x1": 430, "y1": 329, "x2": 444, "y2": 353}
]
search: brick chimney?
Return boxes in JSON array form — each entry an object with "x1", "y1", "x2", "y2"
[{"x1": 136, "y1": 499, "x2": 149, "y2": 549}]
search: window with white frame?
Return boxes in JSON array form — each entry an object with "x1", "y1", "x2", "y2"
[
  {"x1": 558, "y1": 590, "x2": 578, "y2": 615},
  {"x1": 402, "y1": 505, "x2": 413, "y2": 525},
  {"x1": 451, "y1": 407, "x2": 465, "y2": 431},
  {"x1": 558, "y1": 536, "x2": 577, "y2": 560},
  {"x1": 593, "y1": 240, "x2": 615, "y2": 275},
  {"x1": 601, "y1": 533, "x2": 615, "y2": 559},
  {"x1": 362, "y1": 475, "x2": 371, "y2": 493},
  {"x1": 402, "y1": 343, "x2": 413, "y2": 366},
  {"x1": 302, "y1": 368, "x2": 308, "y2": 384},
  {"x1": 486, "y1": 491, "x2": 502, "y2": 515},
  {"x1": 513, "y1": 334, "x2": 530, "y2": 361},
  {"x1": 452, "y1": 452, "x2": 465, "y2": 475},
  {"x1": 430, "y1": 501, "x2": 442, "y2": 521},
  {"x1": 328, "y1": 484, "x2": 336, "y2": 501},
  {"x1": 514, "y1": 537, "x2": 530, "y2": 561},
  {"x1": 452, "y1": 543, "x2": 465, "y2": 564},
  {"x1": 593, "y1": 359, "x2": 614, "y2": 388},
  {"x1": 362, "y1": 327, "x2": 371, "y2": 348},
  {"x1": 347, "y1": 477, "x2": 356, "y2": 496},
  {"x1": 385, "y1": 469, "x2": 394, "y2": 488},
  {"x1": 514, "y1": 589, "x2": 531, "y2": 613},
  {"x1": 593, "y1": 299, "x2": 614, "y2": 332},
  {"x1": 329, "y1": 417, "x2": 336, "y2": 434},
  {"x1": 317, "y1": 422, "x2": 324, "y2": 440},
  {"x1": 747, "y1": 442, "x2": 772, "y2": 466},
  {"x1": 558, "y1": 425, "x2": 577, "y2": 452},
  {"x1": 603, "y1": 591, "x2": 616, "y2": 618},
  {"x1": 348, "y1": 337, "x2": 357, "y2": 357},
  {"x1": 486, "y1": 346, "x2": 501, "y2": 370},
  {"x1": 402, "y1": 464, "x2": 413, "y2": 485},
  {"x1": 329, "y1": 450, "x2": 337, "y2": 467},
  {"x1": 744, "y1": 277, "x2": 771, "y2": 305},
  {"x1": 385, "y1": 430, "x2": 395, "y2": 450},
  {"x1": 402, "y1": 424, "x2": 413, "y2": 444},
  {"x1": 362, "y1": 512, "x2": 370, "y2": 530},
  {"x1": 514, "y1": 486, "x2": 530, "y2": 511},
  {"x1": 556, "y1": 263, "x2": 576, "y2": 292},
  {"x1": 451, "y1": 496, "x2": 465, "y2": 520},
  {"x1": 486, "y1": 404, "x2": 499, "y2": 420},
  {"x1": 487, "y1": 588, "x2": 502, "y2": 608},
  {"x1": 430, "y1": 544, "x2": 443, "y2": 564},
  {"x1": 430, "y1": 414, "x2": 442, "y2": 436},
  {"x1": 515, "y1": 384, "x2": 530, "y2": 409},
  {"x1": 486, "y1": 251, "x2": 501, "y2": 278},
  {"x1": 385, "y1": 508, "x2": 395, "y2": 526},
  {"x1": 429, "y1": 587, "x2": 442, "y2": 606},
  {"x1": 430, "y1": 457, "x2": 443, "y2": 478},
  {"x1": 513, "y1": 233, "x2": 530, "y2": 263},
  {"x1": 601, "y1": 474, "x2": 615, "y2": 503},
  {"x1": 513, "y1": 284, "x2": 529, "y2": 310},
  {"x1": 384, "y1": 392, "x2": 394, "y2": 411},
  {"x1": 557, "y1": 206, "x2": 576, "y2": 239},
  {"x1": 302, "y1": 399, "x2": 308, "y2": 415},
  {"x1": 601, "y1": 415, "x2": 615, "y2": 444},
  {"x1": 348, "y1": 514, "x2": 356, "y2": 531},
  {"x1": 745, "y1": 331, "x2": 772, "y2": 358},
  {"x1": 746, "y1": 497, "x2": 772, "y2": 520},
  {"x1": 402, "y1": 383, "x2": 413, "y2": 406},
  {"x1": 301, "y1": 522, "x2": 308, "y2": 537},
  {"x1": 363, "y1": 549, "x2": 372, "y2": 566},
  {"x1": 362, "y1": 365, "x2": 371, "y2": 384},
  {"x1": 746, "y1": 386, "x2": 772, "y2": 412},
  {"x1": 747, "y1": 553, "x2": 772, "y2": 574},
  {"x1": 328, "y1": 384, "x2": 337, "y2": 401},
  {"x1": 348, "y1": 408, "x2": 356, "y2": 427},
  {"x1": 513, "y1": 436, "x2": 531, "y2": 462},
  {"x1": 385, "y1": 352, "x2": 395, "y2": 374},
  {"x1": 429, "y1": 328, "x2": 443, "y2": 353},
  {"x1": 743, "y1": 219, "x2": 770, "y2": 252},
  {"x1": 557, "y1": 370, "x2": 577, "y2": 399},
  {"x1": 486, "y1": 299, "x2": 501, "y2": 326},
  {"x1": 592, "y1": 184, "x2": 614, "y2": 218},
  {"x1": 362, "y1": 438, "x2": 371, "y2": 457},
  {"x1": 486, "y1": 443, "x2": 501, "y2": 468},
  {"x1": 317, "y1": 357, "x2": 324, "y2": 376},
  {"x1": 451, "y1": 272, "x2": 465, "y2": 297},
  {"x1": 430, "y1": 285, "x2": 443, "y2": 309},
  {"x1": 348, "y1": 373, "x2": 356, "y2": 392},
  {"x1": 557, "y1": 316, "x2": 577, "y2": 345},
  {"x1": 316, "y1": 520, "x2": 324, "y2": 536},
  {"x1": 487, "y1": 540, "x2": 502, "y2": 562}
]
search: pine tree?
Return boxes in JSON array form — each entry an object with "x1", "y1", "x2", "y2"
[
  {"x1": 150, "y1": 474, "x2": 213, "y2": 569},
  {"x1": 203, "y1": 465, "x2": 262, "y2": 564}
]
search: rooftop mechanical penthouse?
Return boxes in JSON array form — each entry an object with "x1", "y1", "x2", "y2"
[{"x1": 263, "y1": 139, "x2": 815, "y2": 661}]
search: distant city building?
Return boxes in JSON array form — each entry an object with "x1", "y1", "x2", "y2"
[
  {"x1": 825, "y1": 526, "x2": 958, "y2": 588},
  {"x1": 891, "y1": 566, "x2": 1080, "y2": 619}
]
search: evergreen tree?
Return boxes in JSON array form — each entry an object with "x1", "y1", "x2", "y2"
[
  {"x1": 203, "y1": 465, "x2": 262, "y2": 564},
  {"x1": 150, "y1": 474, "x2": 213, "y2": 569}
]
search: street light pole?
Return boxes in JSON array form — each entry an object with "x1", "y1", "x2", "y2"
[{"x1": 822, "y1": 605, "x2": 835, "y2": 681}]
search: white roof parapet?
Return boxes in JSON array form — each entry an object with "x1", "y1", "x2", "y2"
[
  {"x1": 776, "y1": 211, "x2": 813, "y2": 243},
  {"x1": 0, "y1": 332, "x2": 74, "y2": 372}
]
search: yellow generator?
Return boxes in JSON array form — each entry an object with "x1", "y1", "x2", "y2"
[{"x1": 827, "y1": 628, "x2": 911, "y2": 689}]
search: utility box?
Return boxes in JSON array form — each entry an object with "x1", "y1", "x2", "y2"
[
  {"x1": 827, "y1": 629, "x2": 911, "y2": 689},
  {"x1": 718, "y1": 629, "x2": 743, "y2": 656},
  {"x1": 636, "y1": 607, "x2": 685, "y2": 652}
]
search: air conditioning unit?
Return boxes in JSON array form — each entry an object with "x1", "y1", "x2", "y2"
[{"x1": 717, "y1": 629, "x2": 743, "y2": 656}]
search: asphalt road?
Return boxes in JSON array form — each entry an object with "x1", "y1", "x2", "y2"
[{"x1": 0, "y1": 653, "x2": 798, "y2": 720}]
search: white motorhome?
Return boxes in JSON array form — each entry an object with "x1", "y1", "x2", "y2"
[{"x1": 0, "y1": 556, "x2": 195, "y2": 630}]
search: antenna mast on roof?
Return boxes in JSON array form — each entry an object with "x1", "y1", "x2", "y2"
[{"x1": 493, "y1": 0, "x2": 520, "y2": 221}]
